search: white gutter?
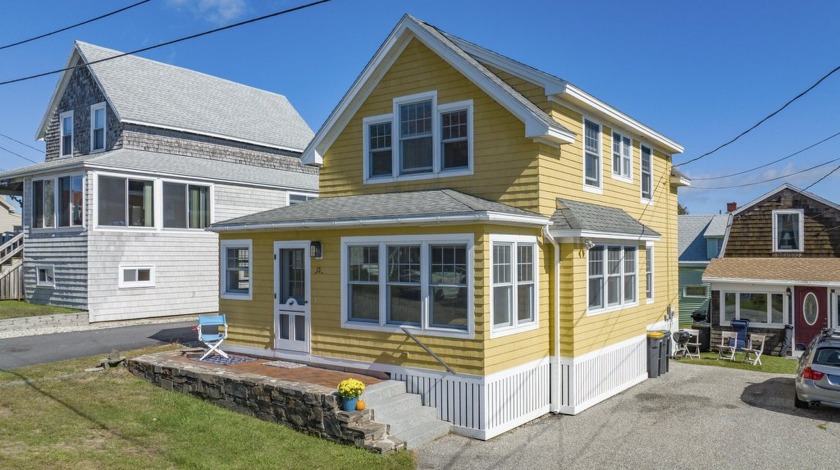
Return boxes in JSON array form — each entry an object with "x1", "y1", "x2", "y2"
[
  {"x1": 210, "y1": 212, "x2": 550, "y2": 232},
  {"x1": 543, "y1": 224, "x2": 561, "y2": 413}
]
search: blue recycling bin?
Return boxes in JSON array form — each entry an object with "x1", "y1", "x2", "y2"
[{"x1": 730, "y1": 319, "x2": 750, "y2": 350}]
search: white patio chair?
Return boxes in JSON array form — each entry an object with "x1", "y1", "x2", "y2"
[
  {"x1": 742, "y1": 334, "x2": 766, "y2": 366},
  {"x1": 713, "y1": 331, "x2": 739, "y2": 361},
  {"x1": 198, "y1": 314, "x2": 229, "y2": 361},
  {"x1": 684, "y1": 328, "x2": 701, "y2": 359}
]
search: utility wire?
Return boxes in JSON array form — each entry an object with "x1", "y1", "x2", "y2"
[
  {"x1": 676, "y1": 63, "x2": 840, "y2": 168},
  {"x1": 0, "y1": 0, "x2": 333, "y2": 87},
  {"x1": 0, "y1": 0, "x2": 151, "y2": 52},
  {"x1": 0, "y1": 145, "x2": 39, "y2": 164},
  {"x1": 802, "y1": 161, "x2": 840, "y2": 192},
  {"x1": 691, "y1": 131, "x2": 840, "y2": 181},
  {"x1": 0, "y1": 132, "x2": 44, "y2": 153},
  {"x1": 687, "y1": 157, "x2": 840, "y2": 190}
]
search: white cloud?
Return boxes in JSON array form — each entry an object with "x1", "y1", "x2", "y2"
[{"x1": 167, "y1": 0, "x2": 248, "y2": 24}]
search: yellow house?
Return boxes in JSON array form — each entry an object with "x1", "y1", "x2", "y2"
[{"x1": 210, "y1": 15, "x2": 688, "y2": 440}]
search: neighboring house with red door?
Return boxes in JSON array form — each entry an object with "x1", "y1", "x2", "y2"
[{"x1": 703, "y1": 184, "x2": 840, "y2": 353}]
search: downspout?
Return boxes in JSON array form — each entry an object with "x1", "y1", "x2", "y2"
[{"x1": 543, "y1": 224, "x2": 561, "y2": 413}]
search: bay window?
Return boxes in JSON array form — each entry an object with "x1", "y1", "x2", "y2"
[
  {"x1": 588, "y1": 244, "x2": 638, "y2": 313},
  {"x1": 163, "y1": 182, "x2": 210, "y2": 229},
  {"x1": 98, "y1": 176, "x2": 153, "y2": 227},
  {"x1": 343, "y1": 235, "x2": 472, "y2": 336}
]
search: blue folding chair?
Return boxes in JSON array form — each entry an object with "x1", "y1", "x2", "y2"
[{"x1": 198, "y1": 314, "x2": 229, "y2": 361}]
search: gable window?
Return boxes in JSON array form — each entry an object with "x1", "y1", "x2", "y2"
[
  {"x1": 90, "y1": 103, "x2": 106, "y2": 152},
  {"x1": 491, "y1": 237, "x2": 538, "y2": 336},
  {"x1": 612, "y1": 131, "x2": 632, "y2": 180},
  {"x1": 641, "y1": 144, "x2": 653, "y2": 201},
  {"x1": 98, "y1": 175, "x2": 154, "y2": 227},
  {"x1": 221, "y1": 240, "x2": 252, "y2": 300},
  {"x1": 363, "y1": 92, "x2": 473, "y2": 183},
  {"x1": 163, "y1": 182, "x2": 210, "y2": 229},
  {"x1": 584, "y1": 119, "x2": 601, "y2": 189},
  {"x1": 588, "y1": 244, "x2": 637, "y2": 313},
  {"x1": 119, "y1": 266, "x2": 154, "y2": 288},
  {"x1": 35, "y1": 265, "x2": 55, "y2": 287},
  {"x1": 645, "y1": 244, "x2": 654, "y2": 301},
  {"x1": 60, "y1": 111, "x2": 73, "y2": 157},
  {"x1": 773, "y1": 210, "x2": 803, "y2": 252},
  {"x1": 343, "y1": 235, "x2": 473, "y2": 337},
  {"x1": 33, "y1": 175, "x2": 83, "y2": 229}
]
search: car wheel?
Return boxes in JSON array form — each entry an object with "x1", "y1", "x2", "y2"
[{"x1": 794, "y1": 391, "x2": 810, "y2": 409}]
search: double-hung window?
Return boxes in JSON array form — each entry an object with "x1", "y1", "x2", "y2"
[
  {"x1": 492, "y1": 237, "x2": 537, "y2": 335},
  {"x1": 772, "y1": 210, "x2": 803, "y2": 252},
  {"x1": 59, "y1": 111, "x2": 73, "y2": 157},
  {"x1": 97, "y1": 175, "x2": 154, "y2": 227},
  {"x1": 90, "y1": 103, "x2": 106, "y2": 152},
  {"x1": 343, "y1": 235, "x2": 472, "y2": 337},
  {"x1": 588, "y1": 244, "x2": 638, "y2": 313},
  {"x1": 33, "y1": 175, "x2": 83, "y2": 229},
  {"x1": 584, "y1": 119, "x2": 601, "y2": 189},
  {"x1": 163, "y1": 182, "x2": 210, "y2": 229},
  {"x1": 645, "y1": 244, "x2": 654, "y2": 301},
  {"x1": 641, "y1": 144, "x2": 653, "y2": 201},
  {"x1": 612, "y1": 131, "x2": 632, "y2": 180},
  {"x1": 221, "y1": 240, "x2": 252, "y2": 300},
  {"x1": 363, "y1": 92, "x2": 472, "y2": 183}
]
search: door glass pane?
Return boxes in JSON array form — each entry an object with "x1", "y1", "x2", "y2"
[
  {"x1": 279, "y1": 314, "x2": 290, "y2": 340},
  {"x1": 280, "y1": 249, "x2": 305, "y2": 305},
  {"x1": 295, "y1": 315, "x2": 305, "y2": 342},
  {"x1": 803, "y1": 293, "x2": 819, "y2": 326}
]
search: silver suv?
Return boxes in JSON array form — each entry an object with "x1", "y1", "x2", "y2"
[{"x1": 795, "y1": 328, "x2": 840, "y2": 409}]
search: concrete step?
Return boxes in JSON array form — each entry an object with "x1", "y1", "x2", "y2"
[
  {"x1": 395, "y1": 419, "x2": 452, "y2": 449},
  {"x1": 369, "y1": 393, "x2": 422, "y2": 421},
  {"x1": 387, "y1": 406, "x2": 440, "y2": 435},
  {"x1": 363, "y1": 380, "x2": 406, "y2": 404}
]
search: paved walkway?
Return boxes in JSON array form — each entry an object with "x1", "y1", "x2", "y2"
[{"x1": 419, "y1": 362, "x2": 840, "y2": 469}]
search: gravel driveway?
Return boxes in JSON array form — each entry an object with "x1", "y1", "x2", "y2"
[{"x1": 419, "y1": 362, "x2": 840, "y2": 469}]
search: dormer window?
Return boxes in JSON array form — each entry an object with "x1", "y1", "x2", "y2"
[
  {"x1": 773, "y1": 210, "x2": 804, "y2": 252},
  {"x1": 91, "y1": 103, "x2": 106, "y2": 152},
  {"x1": 60, "y1": 111, "x2": 73, "y2": 157},
  {"x1": 362, "y1": 91, "x2": 472, "y2": 184}
]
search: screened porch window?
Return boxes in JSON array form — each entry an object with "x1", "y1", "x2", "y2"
[
  {"x1": 163, "y1": 182, "x2": 210, "y2": 229},
  {"x1": 97, "y1": 176, "x2": 154, "y2": 227}
]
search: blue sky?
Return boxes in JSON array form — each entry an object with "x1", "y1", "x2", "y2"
[{"x1": 1, "y1": 0, "x2": 839, "y2": 214}]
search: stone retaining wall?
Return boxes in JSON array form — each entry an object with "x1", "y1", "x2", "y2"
[
  {"x1": 127, "y1": 353, "x2": 404, "y2": 454},
  {"x1": 0, "y1": 312, "x2": 88, "y2": 334}
]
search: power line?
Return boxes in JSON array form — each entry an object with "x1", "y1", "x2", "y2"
[
  {"x1": 691, "y1": 131, "x2": 840, "y2": 181},
  {"x1": 687, "y1": 157, "x2": 840, "y2": 190},
  {"x1": 802, "y1": 161, "x2": 840, "y2": 192},
  {"x1": 676, "y1": 63, "x2": 840, "y2": 168},
  {"x1": 0, "y1": 0, "x2": 151, "y2": 52},
  {"x1": 0, "y1": 0, "x2": 333, "y2": 87},
  {"x1": 0, "y1": 132, "x2": 44, "y2": 154},
  {"x1": 0, "y1": 145, "x2": 39, "y2": 164}
]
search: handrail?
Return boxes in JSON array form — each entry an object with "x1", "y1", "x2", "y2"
[
  {"x1": 400, "y1": 327, "x2": 456, "y2": 375},
  {"x1": 0, "y1": 233, "x2": 23, "y2": 266}
]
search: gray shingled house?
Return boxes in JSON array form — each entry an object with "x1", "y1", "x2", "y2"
[
  {"x1": 677, "y1": 214, "x2": 728, "y2": 326},
  {"x1": 0, "y1": 41, "x2": 318, "y2": 322}
]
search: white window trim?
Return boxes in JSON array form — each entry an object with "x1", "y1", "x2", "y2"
[
  {"x1": 90, "y1": 102, "x2": 106, "y2": 153},
  {"x1": 719, "y1": 289, "x2": 788, "y2": 328},
  {"x1": 646, "y1": 242, "x2": 654, "y2": 303},
  {"x1": 287, "y1": 191, "x2": 318, "y2": 206},
  {"x1": 340, "y1": 234, "x2": 475, "y2": 339},
  {"x1": 772, "y1": 209, "x2": 805, "y2": 253},
  {"x1": 489, "y1": 234, "x2": 539, "y2": 339},
  {"x1": 363, "y1": 92, "x2": 474, "y2": 185},
  {"x1": 611, "y1": 130, "x2": 633, "y2": 183},
  {"x1": 118, "y1": 265, "x2": 155, "y2": 289},
  {"x1": 640, "y1": 143, "x2": 654, "y2": 204},
  {"x1": 160, "y1": 179, "x2": 213, "y2": 231},
  {"x1": 34, "y1": 265, "x2": 55, "y2": 288},
  {"x1": 683, "y1": 284, "x2": 709, "y2": 299},
  {"x1": 220, "y1": 239, "x2": 253, "y2": 301},
  {"x1": 59, "y1": 110, "x2": 73, "y2": 158},
  {"x1": 582, "y1": 116, "x2": 603, "y2": 194},
  {"x1": 31, "y1": 173, "x2": 86, "y2": 232},
  {"x1": 587, "y1": 244, "x2": 639, "y2": 316}
]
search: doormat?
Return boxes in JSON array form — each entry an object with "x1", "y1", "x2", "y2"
[
  {"x1": 263, "y1": 360, "x2": 308, "y2": 369},
  {"x1": 190, "y1": 354, "x2": 256, "y2": 366}
]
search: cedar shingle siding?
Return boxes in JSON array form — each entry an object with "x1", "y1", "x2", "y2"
[{"x1": 723, "y1": 188, "x2": 840, "y2": 257}]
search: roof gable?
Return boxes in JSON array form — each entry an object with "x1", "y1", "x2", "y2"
[
  {"x1": 36, "y1": 42, "x2": 313, "y2": 152},
  {"x1": 731, "y1": 183, "x2": 840, "y2": 216},
  {"x1": 301, "y1": 15, "x2": 576, "y2": 166}
]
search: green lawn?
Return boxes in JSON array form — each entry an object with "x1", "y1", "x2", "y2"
[
  {"x1": 0, "y1": 345, "x2": 415, "y2": 470},
  {"x1": 674, "y1": 351, "x2": 798, "y2": 374},
  {"x1": 0, "y1": 300, "x2": 79, "y2": 320}
]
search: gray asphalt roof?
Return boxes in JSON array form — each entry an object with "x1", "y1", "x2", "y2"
[
  {"x1": 0, "y1": 149, "x2": 318, "y2": 191},
  {"x1": 212, "y1": 189, "x2": 545, "y2": 229},
  {"x1": 704, "y1": 214, "x2": 730, "y2": 238},
  {"x1": 549, "y1": 199, "x2": 660, "y2": 238},
  {"x1": 76, "y1": 42, "x2": 314, "y2": 152},
  {"x1": 678, "y1": 214, "x2": 729, "y2": 262}
]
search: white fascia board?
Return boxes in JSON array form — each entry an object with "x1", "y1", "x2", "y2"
[
  {"x1": 209, "y1": 212, "x2": 548, "y2": 233},
  {"x1": 36, "y1": 48, "x2": 82, "y2": 140},
  {"x1": 552, "y1": 229, "x2": 661, "y2": 243},
  {"x1": 702, "y1": 276, "x2": 840, "y2": 287}
]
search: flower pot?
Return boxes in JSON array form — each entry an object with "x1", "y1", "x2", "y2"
[{"x1": 342, "y1": 397, "x2": 357, "y2": 412}]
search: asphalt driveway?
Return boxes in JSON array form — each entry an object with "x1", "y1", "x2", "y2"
[{"x1": 419, "y1": 362, "x2": 840, "y2": 469}]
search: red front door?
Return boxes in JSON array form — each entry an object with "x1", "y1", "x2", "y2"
[{"x1": 794, "y1": 286, "x2": 828, "y2": 347}]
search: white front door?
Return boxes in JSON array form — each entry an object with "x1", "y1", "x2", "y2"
[{"x1": 274, "y1": 241, "x2": 310, "y2": 353}]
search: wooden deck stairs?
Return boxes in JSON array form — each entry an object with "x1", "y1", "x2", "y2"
[{"x1": 0, "y1": 233, "x2": 23, "y2": 300}]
